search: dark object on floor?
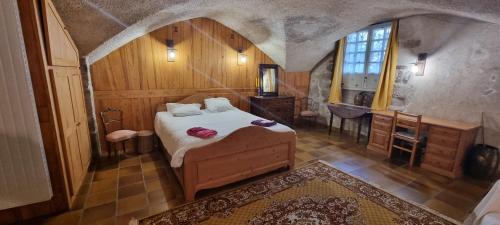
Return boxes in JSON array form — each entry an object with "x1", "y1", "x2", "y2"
[
  {"x1": 465, "y1": 112, "x2": 499, "y2": 180},
  {"x1": 465, "y1": 144, "x2": 499, "y2": 180}
]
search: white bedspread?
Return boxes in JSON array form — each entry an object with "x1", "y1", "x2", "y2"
[
  {"x1": 154, "y1": 109, "x2": 295, "y2": 167},
  {"x1": 464, "y1": 179, "x2": 500, "y2": 225}
]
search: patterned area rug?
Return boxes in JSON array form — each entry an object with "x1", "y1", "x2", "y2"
[{"x1": 138, "y1": 161, "x2": 458, "y2": 225}]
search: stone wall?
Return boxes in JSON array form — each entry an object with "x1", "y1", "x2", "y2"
[
  {"x1": 80, "y1": 58, "x2": 100, "y2": 157},
  {"x1": 309, "y1": 14, "x2": 500, "y2": 147},
  {"x1": 396, "y1": 14, "x2": 500, "y2": 148}
]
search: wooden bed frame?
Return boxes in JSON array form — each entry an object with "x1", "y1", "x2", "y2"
[{"x1": 155, "y1": 93, "x2": 296, "y2": 201}]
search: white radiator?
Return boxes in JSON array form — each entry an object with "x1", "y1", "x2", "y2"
[{"x1": 0, "y1": 0, "x2": 53, "y2": 210}]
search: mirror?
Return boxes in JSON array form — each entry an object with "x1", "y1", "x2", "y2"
[{"x1": 259, "y1": 64, "x2": 279, "y2": 96}]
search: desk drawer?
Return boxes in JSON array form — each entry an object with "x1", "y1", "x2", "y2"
[
  {"x1": 428, "y1": 134, "x2": 459, "y2": 148},
  {"x1": 426, "y1": 143, "x2": 457, "y2": 159},
  {"x1": 373, "y1": 114, "x2": 393, "y2": 125},
  {"x1": 372, "y1": 120, "x2": 392, "y2": 132},
  {"x1": 423, "y1": 153, "x2": 454, "y2": 171},
  {"x1": 429, "y1": 126, "x2": 460, "y2": 139}
]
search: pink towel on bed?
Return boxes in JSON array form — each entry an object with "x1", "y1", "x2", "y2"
[{"x1": 186, "y1": 127, "x2": 217, "y2": 138}]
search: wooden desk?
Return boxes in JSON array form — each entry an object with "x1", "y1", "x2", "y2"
[{"x1": 367, "y1": 111, "x2": 480, "y2": 178}]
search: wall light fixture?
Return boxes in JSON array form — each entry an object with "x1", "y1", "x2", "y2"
[
  {"x1": 166, "y1": 39, "x2": 176, "y2": 62},
  {"x1": 237, "y1": 48, "x2": 247, "y2": 65},
  {"x1": 410, "y1": 53, "x2": 427, "y2": 76}
]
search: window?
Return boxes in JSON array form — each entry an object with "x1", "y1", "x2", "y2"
[{"x1": 342, "y1": 23, "x2": 391, "y2": 91}]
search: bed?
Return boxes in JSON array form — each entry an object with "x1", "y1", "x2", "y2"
[{"x1": 154, "y1": 93, "x2": 296, "y2": 201}]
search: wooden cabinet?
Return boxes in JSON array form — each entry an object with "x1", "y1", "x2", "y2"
[
  {"x1": 367, "y1": 114, "x2": 393, "y2": 154},
  {"x1": 421, "y1": 125, "x2": 477, "y2": 178},
  {"x1": 42, "y1": 0, "x2": 91, "y2": 200},
  {"x1": 50, "y1": 68, "x2": 91, "y2": 195},
  {"x1": 250, "y1": 96, "x2": 295, "y2": 125},
  {"x1": 5, "y1": 0, "x2": 92, "y2": 222},
  {"x1": 367, "y1": 111, "x2": 479, "y2": 178}
]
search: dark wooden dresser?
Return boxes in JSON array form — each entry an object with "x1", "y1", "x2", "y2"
[{"x1": 250, "y1": 96, "x2": 295, "y2": 125}]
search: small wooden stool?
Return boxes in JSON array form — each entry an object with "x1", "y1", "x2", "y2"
[{"x1": 137, "y1": 130, "x2": 154, "y2": 154}]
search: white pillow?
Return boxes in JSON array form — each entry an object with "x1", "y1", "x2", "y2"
[
  {"x1": 166, "y1": 103, "x2": 202, "y2": 117},
  {"x1": 204, "y1": 97, "x2": 235, "y2": 112},
  {"x1": 166, "y1": 103, "x2": 200, "y2": 112}
]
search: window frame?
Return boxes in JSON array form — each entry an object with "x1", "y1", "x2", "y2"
[{"x1": 343, "y1": 22, "x2": 392, "y2": 77}]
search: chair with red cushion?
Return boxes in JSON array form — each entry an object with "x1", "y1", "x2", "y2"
[{"x1": 100, "y1": 108, "x2": 138, "y2": 157}]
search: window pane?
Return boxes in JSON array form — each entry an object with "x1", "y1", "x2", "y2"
[
  {"x1": 372, "y1": 28, "x2": 384, "y2": 40},
  {"x1": 356, "y1": 53, "x2": 365, "y2": 63},
  {"x1": 346, "y1": 44, "x2": 356, "y2": 53},
  {"x1": 370, "y1": 51, "x2": 381, "y2": 62},
  {"x1": 355, "y1": 63, "x2": 364, "y2": 73},
  {"x1": 343, "y1": 63, "x2": 353, "y2": 73},
  {"x1": 368, "y1": 63, "x2": 381, "y2": 74},
  {"x1": 347, "y1": 33, "x2": 357, "y2": 42},
  {"x1": 372, "y1": 40, "x2": 383, "y2": 51},
  {"x1": 345, "y1": 53, "x2": 355, "y2": 62},
  {"x1": 357, "y1": 42, "x2": 367, "y2": 52},
  {"x1": 385, "y1": 27, "x2": 392, "y2": 38},
  {"x1": 358, "y1": 31, "x2": 368, "y2": 41}
]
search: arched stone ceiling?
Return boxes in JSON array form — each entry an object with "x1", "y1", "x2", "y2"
[{"x1": 53, "y1": 0, "x2": 500, "y2": 71}]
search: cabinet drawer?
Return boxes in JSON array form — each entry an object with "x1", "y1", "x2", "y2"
[
  {"x1": 369, "y1": 130, "x2": 390, "y2": 152},
  {"x1": 430, "y1": 126, "x2": 460, "y2": 139},
  {"x1": 423, "y1": 153, "x2": 454, "y2": 171},
  {"x1": 373, "y1": 114, "x2": 393, "y2": 125},
  {"x1": 428, "y1": 134, "x2": 459, "y2": 148},
  {"x1": 426, "y1": 143, "x2": 457, "y2": 159},
  {"x1": 372, "y1": 120, "x2": 392, "y2": 132}
]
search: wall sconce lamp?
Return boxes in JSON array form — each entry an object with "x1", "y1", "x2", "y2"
[
  {"x1": 166, "y1": 39, "x2": 176, "y2": 62},
  {"x1": 410, "y1": 53, "x2": 427, "y2": 76},
  {"x1": 237, "y1": 48, "x2": 247, "y2": 65}
]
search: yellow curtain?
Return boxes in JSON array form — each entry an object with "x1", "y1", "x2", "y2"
[
  {"x1": 328, "y1": 38, "x2": 346, "y2": 103},
  {"x1": 371, "y1": 20, "x2": 399, "y2": 111}
]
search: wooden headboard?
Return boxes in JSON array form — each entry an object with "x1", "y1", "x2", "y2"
[{"x1": 155, "y1": 92, "x2": 242, "y2": 113}]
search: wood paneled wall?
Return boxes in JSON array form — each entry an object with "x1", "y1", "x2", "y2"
[
  {"x1": 279, "y1": 71, "x2": 311, "y2": 116},
  {"x1": 90, "y1": 18, "x2": 310, "y2": 152}
]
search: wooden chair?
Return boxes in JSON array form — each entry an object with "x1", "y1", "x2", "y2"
[
  {"x1": 299, "y1": 97, "x2": 319, "y2": 127},
  {"x1": 387, "y1": 111, "x2": 423, "y2": 168},
  {"x1": 100, "y1": 108, "x2": 138, "y2": 157}
]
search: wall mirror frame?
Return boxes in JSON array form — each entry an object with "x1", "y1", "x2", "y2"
[{"x1": 258, "y1": 64, "x2": 279, "y2": 96}]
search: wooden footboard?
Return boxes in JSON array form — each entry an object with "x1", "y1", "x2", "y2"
[{"x1": 161, "y1": 126, "x2": 296, "y2": 201}]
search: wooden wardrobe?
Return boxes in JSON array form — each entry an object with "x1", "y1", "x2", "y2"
[{"x1": 0, "y1": 0, "x2": 91, "y2": 223}]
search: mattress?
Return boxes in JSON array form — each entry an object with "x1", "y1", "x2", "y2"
[{"x1": 154, "y1": 109, "x2": 295, "y2": 167}]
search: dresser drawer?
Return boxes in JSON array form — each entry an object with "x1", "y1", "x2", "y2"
[
  {"x1": 423, "y1": 153, "x2": 454, "y2": 171},
  {"x1": 426, "y1": 143, "x2": 457, "y2": 159},
  {"x1": 429, "y1": 126, "x2": 460, "y2": 139},
  {"x1": 249, "y1": 96, "x2": 295, "y2": 125}
]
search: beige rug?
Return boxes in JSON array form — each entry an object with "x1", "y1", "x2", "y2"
[{"x1": 138, "y1": 161, "x2": 458, "y2": 225}]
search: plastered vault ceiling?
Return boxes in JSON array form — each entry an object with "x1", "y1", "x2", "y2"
[{"x1": 52, "y1": 0, "x2": 500, "y2": 71}]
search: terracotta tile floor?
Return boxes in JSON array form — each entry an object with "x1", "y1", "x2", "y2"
[{"x1": 30, "y1": 126, "x2": 492, "y2": 225}]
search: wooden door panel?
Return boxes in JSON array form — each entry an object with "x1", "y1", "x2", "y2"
[
  {"x1": 77, "y1": 121, "x2": 91, "y2": 167},
  {"x1": 50, "y1": 68, "x2": 85, "y2": 196},
  {"x1": 51, "y1": 71, "x2": 77, "y2": 132},
  {"x1": 65, "y1": 129, "x2": 83, "y2": 194},
  {"x1": 70, "y1": 73, "x2": 92, "y2": 168},
  {"x1": 41, "y1": 0, "x2": 79, "y2": 67},
  {"x1": 370, "y1": 130, "x2": 390, "y2": 151}
]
